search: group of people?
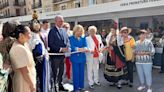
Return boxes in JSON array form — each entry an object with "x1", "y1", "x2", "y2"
[{"x1": 0, "y1": 14, "x2": 164, "y2": 92}]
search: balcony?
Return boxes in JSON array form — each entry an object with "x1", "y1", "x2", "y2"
[
  {"x1": 14, "y1": 1, "x2": 26, "y2": 7},
  {"x1": 32, "y1": 2, "x2": 42, "y2": 9},
  {"x1": 53, "y1": 0, "x2": 71, "y2": 4},
  {"x1": 0, "y1": 2, "x2": 9, "y2": 10}
]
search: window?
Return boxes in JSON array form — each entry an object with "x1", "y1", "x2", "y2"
[
  {"x1": 8, "y1": 9, "x2": 10, "y2": 16},
  {"x1": 88, "y1": 0, "x2": 97, "y2": 5},
  {"x1": 16, "y1": 9, "x2": 20, "y2": 16},
  {"x1": 15, "y1": 0, "x2": 18, "y2": 4},
  {"x1": 24, "y1": 8, "x2": 26, "y2": 15},
  {"x1": 60, "y1": 3, "x2": 67, "y2": 10},
  {"x1": 5, "y1": 10, "x2": 7, "y2": 16},
  {"x1": 74, "y1": 1, "x2": 81, "y2": 8}
]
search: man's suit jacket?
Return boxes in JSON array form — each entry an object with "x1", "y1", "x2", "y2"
[{"x1": 48, "y1": 26, "x2": 69, "y2": 59}]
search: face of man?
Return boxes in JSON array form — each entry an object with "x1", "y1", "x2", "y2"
[
  {"x1": 43, "y1": 23, "x2": 49, "y2": 30},
  {"x1": 101, "y1": 31, "x2": 106, "y2": 35},
  {"x1": 55, "y1": 17, "x2": 64, "y2": 28}
]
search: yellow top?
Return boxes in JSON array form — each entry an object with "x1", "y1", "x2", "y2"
[{"x1": 124, "y1": 36, "x2": 135, "y2": 61}]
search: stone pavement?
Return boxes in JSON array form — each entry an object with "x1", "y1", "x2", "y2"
[{"x1": 63, "y1": 65, "x2": 164, "y2": 92}]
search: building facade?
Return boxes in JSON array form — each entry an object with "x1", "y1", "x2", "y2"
[
  {"x1": 41, "y1": 0, "x2": 53, "y2": 12},
  {"x1": 52, "y1": 0, "x2": 119, "y2": 11},
  {"x1": 31, "y1": 0, "x2": 42, "y2": 13},
  {"x1": 0, "y1": 0, "x2": 32, "y2": 18}
]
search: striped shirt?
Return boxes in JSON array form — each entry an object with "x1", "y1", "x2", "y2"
[{"x1": 135, "y1": 39, "x2": 155, "y2": 64}]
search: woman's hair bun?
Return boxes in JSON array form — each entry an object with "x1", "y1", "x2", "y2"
[{"x1": 10, "y1": 25, "x2": 25, "y2": 39}]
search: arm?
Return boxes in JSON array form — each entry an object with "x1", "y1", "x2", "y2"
[
  {"x1": 32, "y1": 43, "x2": 43, "y2": 57},
  {"x1": 130, "y1": 37, "x2": 136, "y2": 48},
  {"x1": 19, "y1": 66, "x2": 35, "y2": 92},
  {"x1": 82, "y1": 37, "x2": 89, "y2": 52},
  {"x1": 69, "y1": 37, "x2": 78, "y2": 52},
  {"x1": 146, "y1": 41, "x2": 155, "y2": 55},
  {"x1": 98, "y1": 35, "x2": 104, "y2": 49}
]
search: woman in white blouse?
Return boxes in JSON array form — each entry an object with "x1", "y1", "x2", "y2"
[{"x1": 86, "y1": 26, "x2": 104, "y2": 89}]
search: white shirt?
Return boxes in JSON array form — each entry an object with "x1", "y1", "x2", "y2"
[
  {"x1": 159, "y1": 37, "x2": 164, "y2": 47},
  {"x1": 40, "y1": 28, "x2": 50, "y2": 41}
]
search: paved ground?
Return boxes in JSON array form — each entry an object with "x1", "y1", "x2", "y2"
[{"x1": 63, "y1": 64, "x2": 164, "y2": 92}]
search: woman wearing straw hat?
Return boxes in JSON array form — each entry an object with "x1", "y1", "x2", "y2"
[
  {"x1": 120, "y1": 27, "x2": 135, "y2": 87},
  {"x1": 134, "y1": 29, "x2": 155, "y2": 92}
]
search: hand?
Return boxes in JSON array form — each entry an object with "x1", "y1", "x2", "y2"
[
  {"x1": 107, "y1": 46, "x2": 113, "y2": 50},
  {"x1": 137, "y1": 52, "x2": 147, "y2": 55},
  {"x1": 61, "y1": 48, "x2": 68, "y2": 53},
  {"x1": 78, "y1": 48, "x2": 89, "y2": 52},
  {"x1": 144, "y1": 52, "x2": 151, "y2": 55},
  {"x1": 3, "y1": 63, "x2": 10, "y2": 70},
  {"x1": 100, "y1": 47, "x2": 108, "y2": 52},
  {"x1": 30, "y1": 84, "x2": 36, "y2": 92}
]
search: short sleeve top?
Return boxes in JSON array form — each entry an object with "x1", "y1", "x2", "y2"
[{"x1": 10, "y1": 42, "x2": 35, "y2": 70}]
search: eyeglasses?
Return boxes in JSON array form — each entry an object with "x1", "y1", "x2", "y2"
[{"x1": 122, "y1": 32, "x2": 128, "y2": 34}]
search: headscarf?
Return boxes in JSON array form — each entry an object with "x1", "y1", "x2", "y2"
[{"x1": 106, "y1": 29, "x2": 124, "y2": 46}]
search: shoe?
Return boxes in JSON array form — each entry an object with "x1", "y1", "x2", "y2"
[
  {"x1": 129, "y1": 82, "x2": 133, "y2": 87},
  {"x1": 147, "y1": 89, "x2": 152, "y2": 92},
  {"x1": 54, "y1": 86, "x2": 58, "y2": 92},
  {"x1": 79, "y1": 88, "x2": 86, "y2": 92},
  {"x1": 117, "y1": 84, "x2": 122, "y2": 89},
  {"x1": 59, "y1": 85, "x2": 68, "y2": 91},
  {"x1": 67, "y1": 79, "x2": 73, "y2": 84},
  {"x1": 71, "y1": 90, "x2": 80, "y2": 92},
  {"x1": 95, "y1": 82, "x2": 101, "y2": 86},
  {"x1": 137, "y1": 86, "x2": 145, "y2": 91},
  {"x1": 89, "y1": 85, "x2": 94, "y2": 89},
  {"x1": 109, "y1": 82, "x2": 116, "y2": 86},
  {"x1": 159, "y1": 71, "x2": 164, "y2": 73}
]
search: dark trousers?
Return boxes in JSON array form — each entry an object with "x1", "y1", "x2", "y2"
[
  {"x1": 126, "y1": 61, "x2": 134, "y2": 83},
  {"x1": 36, "y1": 62, "x2": 43, "y2": 92},
  {"x1": 161, "y1": 53, "x2": 164, "y2": 71},
  {"x1": 7, "y1": 74, "x2": 12, "y2": 92},
  {"x1": 51, "y1": 58, "x2": 64, "y2": 86}
]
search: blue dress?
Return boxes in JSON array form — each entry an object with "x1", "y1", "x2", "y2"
[{"x1": 69, "y1": 36, "x2": 87, "y2": 91}]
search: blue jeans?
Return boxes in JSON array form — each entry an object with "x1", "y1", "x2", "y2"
[{"x1": 136, "y1": 63, "x2": 152, "y2": 86}]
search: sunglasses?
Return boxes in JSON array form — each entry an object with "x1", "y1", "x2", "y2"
[{"x1": 122, "y1": 31, "x2": 128, "y2": 34}]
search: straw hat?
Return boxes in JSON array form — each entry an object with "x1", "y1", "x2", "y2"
[
  {"x1": 120, "y1": 27, "x2": 132, "y2": 34},
  {"x1": 140, "y1": 29, "x2": 147, "y2": 33}
]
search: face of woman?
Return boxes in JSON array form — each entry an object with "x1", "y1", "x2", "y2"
[
  {"x1": 89, "y1": 29, "x2": 96, "y2": 36},
  {"x1": 20, "y1": 27, "x2": 31, "y2": 43},
  {"x1": 75, "y1": 29, "x2": 83, "y2": 37},
  {"x1": 121, "y1": 30, "x2": 128, "y2": 37},
  {"x1": 33, "y1": 23, "x2": 41, "y2": 33},
  {"x1": 111, "y1": 28, "x2": 116, "y2": 35},
  {"x1": 139, "y1": 33, "x2": 146, "y2": 40}
]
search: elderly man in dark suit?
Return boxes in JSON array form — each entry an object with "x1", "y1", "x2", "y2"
[{"x1": 48, "y1": 15, "x2": 69, "y2": 92}]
